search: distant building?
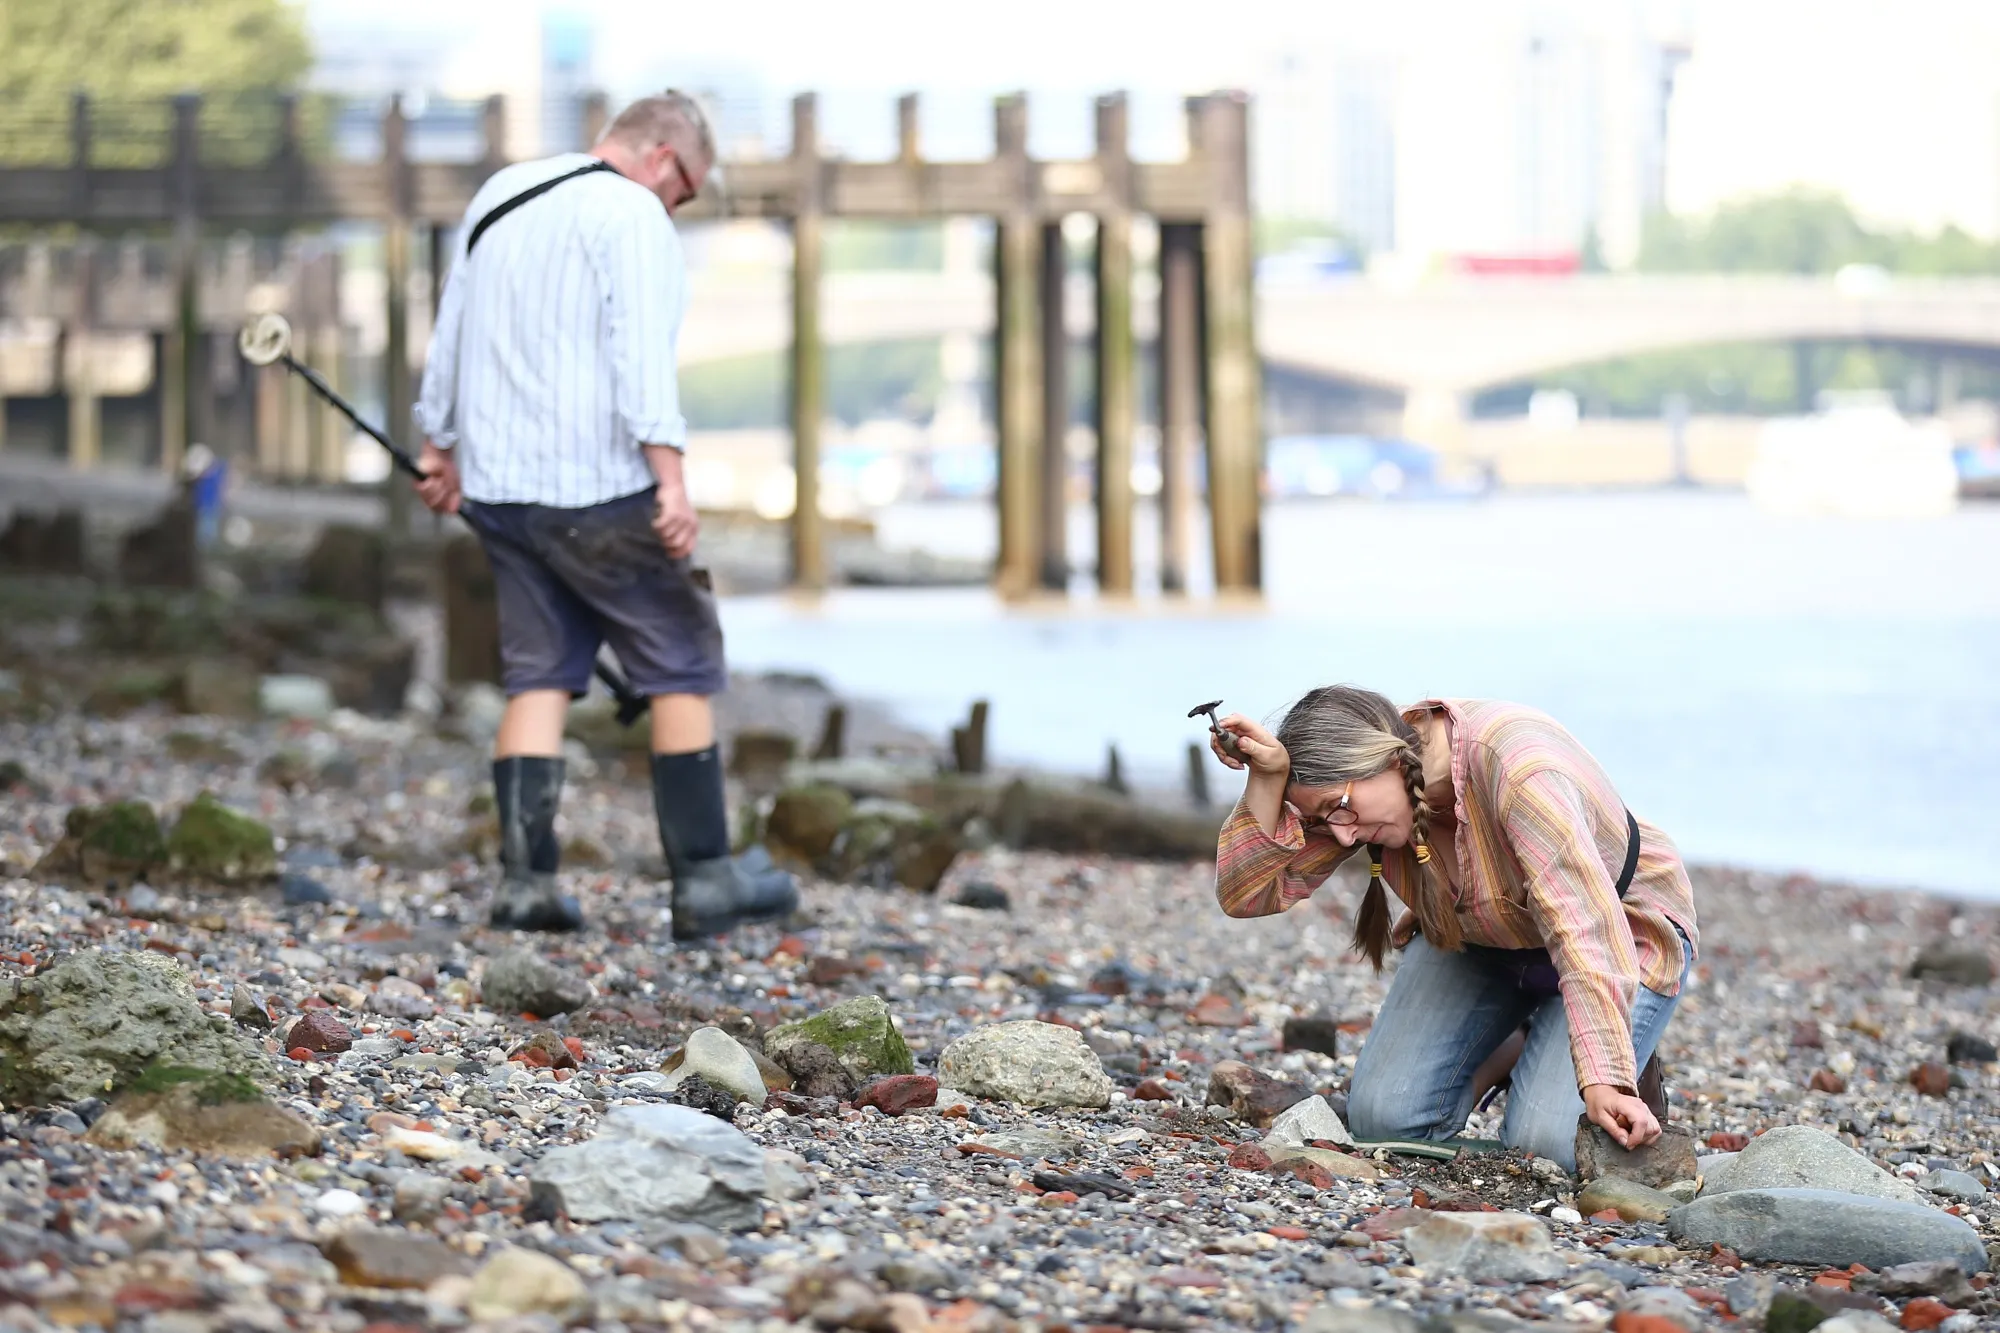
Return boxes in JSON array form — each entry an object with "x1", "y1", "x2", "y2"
[
  {"x1": 1252, "y1": 50, "x2": 1399, "y2": 254},
  {"x1": 305, "y1": 0, "x2": 602, "y2": 159}
]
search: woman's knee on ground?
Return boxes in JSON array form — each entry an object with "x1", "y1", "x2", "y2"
[
  {"x1": 1345, "y1": 1064, "x2": 1454, "y2": 1143},
  {"x1": 1503, "y1": 1091, "x2": 1583, "y2": 1171}
]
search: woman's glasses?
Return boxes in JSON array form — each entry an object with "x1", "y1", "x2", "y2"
[{"x1": 1303, "y1": 781, "x2": 1359, "y2": 830}]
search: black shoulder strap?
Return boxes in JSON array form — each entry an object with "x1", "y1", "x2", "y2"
[
  {"x1": 465, "y1": 159, "x2": 619, "y2": 256},
  {"x1": 1614, "y1": 809, "x2": 1642, "y2": 899}
]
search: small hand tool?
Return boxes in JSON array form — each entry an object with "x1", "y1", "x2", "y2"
[{"x1": 1188, "y1": 699, "x2": 1245, "y2": 762}]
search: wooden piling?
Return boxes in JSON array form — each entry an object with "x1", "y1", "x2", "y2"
[
  {"x1": 896, "y1": 93, "x2": 920, "y2": 166},
  {"x1": 383, "y1": 95, "x2": 414, "y2": 533},
  {"x1": 1186, "y1": 741, "x2": 1211, "y2": 808},
  {"x1": 162, "y1": 94, "x2": 201, "y2": 478},
  {"x1": 790, "y1": 93, "x2": 827, "y2": 591},
  {"x1": 952, "y1": 699, "x2": 990, "y2": 775},
  {"x1": 1157, "y1": 222, "x2": 1202, "y2": 595},
  {"x1": 65, "y1": 239, "x2": 99, "y2": 470},
  {"x1": 1038, "y1": 219, "x2": 1069, "y2": 591},
  {"x1": 1192, "y1": 95, "x2": 1261, "y2": 594},
  {"x1": 993, "y1": 94, "x2": 1043, "y2": 599},
  {"x1": 1093, "y1": 94, "x2": 1136, "y2": 597}
]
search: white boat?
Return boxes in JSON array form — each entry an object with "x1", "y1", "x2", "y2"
[{"x1": 1746, "y1": 393, "x2": 1959, "y2": 519}]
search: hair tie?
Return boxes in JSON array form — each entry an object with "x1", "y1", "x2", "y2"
[
  {"x1": 1414, "y1": 843, "x2": 1432, "y2": 864},
  {"x1": 1368, "y1": 862, "x2": 1384, "y2": 878}
]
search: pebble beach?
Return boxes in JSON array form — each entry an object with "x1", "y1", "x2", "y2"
[{"x1": 1, "y1": 695, "x2": 1997, "y2": 1333}]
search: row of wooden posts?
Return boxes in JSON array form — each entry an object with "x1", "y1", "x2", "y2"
[{"x1": 0, "y1": 89, "x2": 1265, "y2": 594}]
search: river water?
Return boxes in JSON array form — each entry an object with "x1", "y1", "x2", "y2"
[{"x1": 719, "y1": 491, "x2": 2000, "y2": 899}]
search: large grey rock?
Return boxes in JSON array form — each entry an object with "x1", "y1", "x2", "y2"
[
  {"x1": 1919, "y1": 1169, "x2": 1987, "y2": 1203},
  {"x1": 936, "y1": 1020, "x2": 1113, "y2": 1109},
  {"x1": 660, "y1": 1028, "x2": 766, "y2": 1106},
  {"x1": 529, "y1": 1104, "x2": 770, "y2": 1230},
  {"x1": 1403, "y1": 1210, "x2": 1565, "y2": 1282},
  {"x1": 1265, "y1": 1094, "x2": 1355, "y2": 1148},
  {"x1": 1667, "y1": 1188, "x2": 1988, "y2": 1273},
  {"x1": 1699, "y1": 1125, "x2": 1923, "y2": 1204},
  {"x1": 1908, "y1": 942, "x2": 1995, "y2": 986},
  {"x1": 480, "y1": 950, "x2": 591, "y2": 1018},
  {"x1": 0, "y1": 950, "x2": 268, "y2": 1106}
]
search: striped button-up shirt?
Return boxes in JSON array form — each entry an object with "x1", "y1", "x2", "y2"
[
  {"x1": 415, "y1": 152, "x2": 689, "y2": 508},
  {"x1": 1216, "y1": 698, "x2": 1699, "y2": 1093}
]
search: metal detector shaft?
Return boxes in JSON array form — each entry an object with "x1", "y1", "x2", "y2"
[
  {"x1": 281, "y1": 352, "x2": 423, "y2": 479},
  {"x1": 243, "y1": 314, "x2": 650, "y2": 725}
]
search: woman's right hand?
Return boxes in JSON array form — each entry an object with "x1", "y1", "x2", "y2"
[{"x1": 1211, "y1": 713, "x2": 1289, "y2": 777}]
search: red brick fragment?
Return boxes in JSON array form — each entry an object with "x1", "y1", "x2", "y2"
[
  {"x1": 1225, "y1": 1143, "x2": 1272, "y2": 1171},
  {"x1": 1133, "y1": 1079, "x2": 1174, "y2": 1101},
  {"x1": 1910, "y1": 1063, "x2": 1951, "y2": 1097},
  {"x1": 1810, "y1": 1069, "x2": 1847, "y2": 1094},
  {"x1": 1266, "y1": 1225, "x2": 1310, "y2": 1241},
  {"x1": 857, "y1": 1075, "x2": 939, "y2": 1117},
  {"x1": 1899, "y1": 1298, "x2": 1953, "y2": 1331}
]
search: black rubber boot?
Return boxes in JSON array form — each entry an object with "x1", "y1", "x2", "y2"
[
  {"x1": 651, "y1": 747, "x2": 799, "y2": 941},
  {"x1": 489, "y1": 755, "x2": 583, "y2": 932}
]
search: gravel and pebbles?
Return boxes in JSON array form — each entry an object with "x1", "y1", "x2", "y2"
[{"x1": 1, "y1": 703, "x2": 1998, "y2": 1332}]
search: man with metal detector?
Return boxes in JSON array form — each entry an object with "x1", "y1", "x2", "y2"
[{"x1": 411, "y1": 92, "x2": 797, "y2": 940}]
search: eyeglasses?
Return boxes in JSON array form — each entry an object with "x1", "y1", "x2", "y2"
[
  {"x1": 1303, "y1": 781, "x2": 1359, "y2": 830},
  {"x1": 666, "y1": 151, "x2": 699, "y2": 211}
]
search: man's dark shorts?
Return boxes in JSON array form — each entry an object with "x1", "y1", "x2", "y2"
[{"x1": 460, "y1": 489, "x2": 725, "y2": 698}]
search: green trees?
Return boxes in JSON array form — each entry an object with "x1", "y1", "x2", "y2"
[
  {"x1": 0, "y1": 0, "x2": 312, "y2": 166},
  {"x1": 1637, "y1": 187, "x2": 2000, "y2": 276},
  {"x1": 0, "y1": 0, "x2": 310, "y2": 102}
]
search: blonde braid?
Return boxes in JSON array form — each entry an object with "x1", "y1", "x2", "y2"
[{"x1": 1399, "y1": 742, "x2": 1462, "y2": 954}]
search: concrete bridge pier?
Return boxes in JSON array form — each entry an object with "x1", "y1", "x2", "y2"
[{"x1": 1402, "y1": 384, "x2": 1472, "y2": 458}]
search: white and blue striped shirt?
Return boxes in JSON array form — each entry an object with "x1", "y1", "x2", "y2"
[{"x1": 415, "y1": 152, "x2": 689, "y2": 508}]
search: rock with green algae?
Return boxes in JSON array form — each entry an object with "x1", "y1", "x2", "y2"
[
  {"x1": 30, "y1": 800, "x2": 165, "y2": 885},
  {"x1": 165, "y1": 791, "x2": 277, "y2": 884},
  {"x1": 764, "y1": 995, "x2": 914, "y2": 1087},
  {"x1": 766, "y1": 784, "x2": 854, "y2": 862},
  {"x1": 87, "y1": 1067, "x2": 320, "y2": 1157},
  {"x1": 0, "y1": 950, "x2": 270, "y2": 1106},
  {"x1": 824, "y1": 798, "x2": 962, "y2": 894}
]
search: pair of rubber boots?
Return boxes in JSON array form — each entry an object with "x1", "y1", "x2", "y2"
[{"x1": 487, "y1": 753, "x2": 797, "y2": 940}]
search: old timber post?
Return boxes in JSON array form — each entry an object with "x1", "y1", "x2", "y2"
[
  {"x1": 1157, "y1": 222, "x2": 1203, "y2": 595},
  {"x1": 1093, "y1": 93, "x2": 1137, "y2": 596},
  {"x1": 993, "y1": 93, "x2": 1043, "y2": 598},
  {"x1": 383, "y1": 96, "x2": 415, "y2": 535},
  {"x1": 1037, "y1": 218, "x2": 1068, "y2": 591},
  {"x1": 790, "y1": 94, "x2": 827, "y2": 591},
  {"x1": 162, "y1": 95, "x2": 202, "y2": 477},
  {"x1": 1194, "y1": 94, "x2": 1261, "y2": 594}
]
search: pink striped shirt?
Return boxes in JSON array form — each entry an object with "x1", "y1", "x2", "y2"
[{"x1": 1215, "y1": 698, "x2": 1699, "y2": 1093}]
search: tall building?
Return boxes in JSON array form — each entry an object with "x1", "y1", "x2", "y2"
[
  {"x1": 1391, "y1": 1, "x2": 1685, "y2": 268},
  {"x1": 305, "y1": 0, "x2": 603, "y2": 159},
  {"x1": 1251, "y1": 50, "x2": 1399, "y2": 254}
]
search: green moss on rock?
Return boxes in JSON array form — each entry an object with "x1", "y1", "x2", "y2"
[
  {"x1": 128, "y1": 1062, "x2": 263, "y2": 1105},
  {"x1": 767, "y1": 784, "x2": 854, "y2": 861},
  {"x1": 764, "y1": 995, "x2": 913, "y2": 1082},
  {"x1": 166, "y1": 792, "x2": 277, "y2": 883},
  {"x1": 31, "y1": 800, "x2": 164, "y2": 885},
  {"x1": 0, "y1": 950, "x2": 270, "y2": 1106}
]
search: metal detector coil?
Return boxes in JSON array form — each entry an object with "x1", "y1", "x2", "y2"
[{"x1": 238, "y1": 312, "x2": 293, "y2": 368}]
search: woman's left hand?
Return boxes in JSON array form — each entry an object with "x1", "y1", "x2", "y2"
[{"x1": 1581, "y1": 1083, "x2": 1660, "y2": 1148}]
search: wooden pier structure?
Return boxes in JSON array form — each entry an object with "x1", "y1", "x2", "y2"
[{"x1": 0, "y1": 90, "x2": 1262, "y2": 594}]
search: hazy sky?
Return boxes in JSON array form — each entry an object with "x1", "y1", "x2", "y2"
[{"x1": 317, "y1": 0, "x2": 2000, "y2": 236}]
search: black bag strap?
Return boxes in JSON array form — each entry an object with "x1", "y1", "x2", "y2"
[
  {"x1": 1614, "y1": 809, "x2": 1642, "y2": 899},
  {"x1": 465, "y1": 159, "x2": 619, "y2": 257}
]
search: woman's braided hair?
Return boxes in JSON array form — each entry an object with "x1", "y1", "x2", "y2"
[{"x1": 1274, "y1": 685, "x2": 1462, "y2": 970}]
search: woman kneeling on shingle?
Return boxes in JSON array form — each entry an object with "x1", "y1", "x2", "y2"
[{"x1": 1209, "y1": 686, "x2": 1698, "y2": 1171}]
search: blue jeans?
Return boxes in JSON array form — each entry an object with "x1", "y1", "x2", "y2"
[{"x1": 1346, "y1": 928, "x2": 1689, "y2": 1171}]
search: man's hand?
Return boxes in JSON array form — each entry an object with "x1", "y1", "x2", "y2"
[
  {"x1": 652, "y1": 483, "x2": 698, "y2": 559},
  {"x1": 414, "y1": 441, "x2": 460, "y2": 515},
  {"x1": 1582, "y1": 1083, "x2": 1661, "y2": 1149}
]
